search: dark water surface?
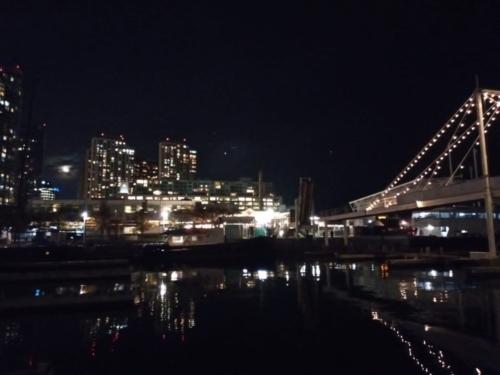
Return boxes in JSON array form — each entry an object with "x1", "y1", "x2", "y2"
[{"x1": 0, "y1": 260, "x2": 498, "y2": 374}]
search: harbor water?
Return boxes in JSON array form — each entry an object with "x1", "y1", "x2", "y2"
[{"x1": 0, "y1": 258, "x2": 499, "y2": 374}]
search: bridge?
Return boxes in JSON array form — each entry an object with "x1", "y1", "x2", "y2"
[{"x1": 321, "y1": 88, "x2": 500, "y2": 257}]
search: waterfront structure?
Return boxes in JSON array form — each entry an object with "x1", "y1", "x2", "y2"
[
  {"x1": 321, "y1": 88, "x2": 500, "y2": 257},
  {"x1": 411, "y1": 207, "x2": 500, "y2": 237},
  {"x1": 82, "y1": 135, "x2": 135, "y2": 199},
  {"x1": 29, "y1": 196, "x2": 285, "y2": 239},
  {"x1": 0, "y1": 66, "x2": 23, "y2": 206},
  {"x1": 296, "y1": 177, "x2": 314, "y2": 228},
  {"x1": 158, "y1": 139, "x2": 197, "y2": 180},
  {"x1": 150, "y1": 177, "x2": 279, "y2": 211},
  {"x1": 156, "y1": 177, "x2": 272, "y2": 197},
  {"x1": 125, "y1": 191, "x2": 281, "y2": 211}
]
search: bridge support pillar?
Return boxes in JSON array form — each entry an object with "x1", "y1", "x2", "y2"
[
  {"x1": 343, "y1": 223, "x2": 349, "y2": 247},
  {"x1": 477, "y1": 88, "x2": 497, "y2": 258}
]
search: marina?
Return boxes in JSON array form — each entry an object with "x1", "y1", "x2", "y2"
[{"x1": 0, "y1": 249, "x2": 499, "y2": 374}]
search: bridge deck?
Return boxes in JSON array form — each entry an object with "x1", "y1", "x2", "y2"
[{"x1": 322, "y1": 177, "x2": 500, "y2": 222}]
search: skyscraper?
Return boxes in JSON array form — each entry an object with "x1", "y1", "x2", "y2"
[
  {"x1": 134, "y1": 159, "x2": 158, "y2": 182},
  {"x1": 20, "y1": 122, "x2": 47, "y2": 201},
  {"x1": 158, "y1": 138, "x2": 197, "y2": 180},
  {"x1": 0, "y1": 66, "x2": 23, "y2": 206},
  {"x1": 132, "y1": 159, "x2": 159, "y2": 195},
  {"x1": 82, "y1": 135, "x2": 135, "y2": 199}
]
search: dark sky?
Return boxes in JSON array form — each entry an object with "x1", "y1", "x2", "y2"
[{"x1": 1, "y1": 0, "x2": 500, "y2": 209}]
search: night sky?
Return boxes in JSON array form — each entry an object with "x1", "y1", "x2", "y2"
[{"x1": 1, "y1": 0, "x2": 500, "y2": 209}]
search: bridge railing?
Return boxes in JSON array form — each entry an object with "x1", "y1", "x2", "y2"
[{"x1": 346, "y1": 177, "x2": 500, "y2": 214}]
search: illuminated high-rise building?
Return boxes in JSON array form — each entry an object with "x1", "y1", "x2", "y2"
[
  {"x1": 158, "y1": 138, "x2": 197, "y2": 180},
  {"x1": 0, "y1": 66, "x2": 23, "y2": 206},
  {"x1": 134, "y1": 159, "x2": 158, "y2": 182},
  {"x1": 132, "y1": 159, "x2": 159, "y2": 195},
  {"x1": 82, "y1": 135, "x2": 135, "y2": 199},
  {"x1": 34, "y1": 180, "x2": 58, "y2": 201},
  {"x1": 20, "y1": 122, "x2": 47, "y2": 201}
]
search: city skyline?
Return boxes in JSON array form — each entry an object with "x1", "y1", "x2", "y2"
[
  {"x1": 2, "y1": 1, "x2": 500, "y2": 210},
  {"x1": 77, "y1": 133, "x2": 281, "y2": 210},
  {"x1": 1, "y1": 3, "x2": 500, "y2": 374}
]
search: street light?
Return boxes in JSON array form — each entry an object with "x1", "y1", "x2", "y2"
[{"x1": 81, "y1": 211, "x2": 88, "y2": 245}]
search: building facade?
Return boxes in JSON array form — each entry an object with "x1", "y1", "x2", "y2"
[
  {"x1": 82, "y1": 136, "x2": 135, "y2": 199},
  {"x1": 34, "y1": 180, "x2": 58, "y2": 201},
  {"x1": 125, "y1": 176, "x2": 281, "y2": 212},
  {"x1": 132, "y1": 159, "x2": 159, "y2": 195},
  {"x1": 154, "y1": 178, "x2": 272, "y2": 197},
  {"x1": 0, "y1": 66, "x2": 23, "y2": 206},
  {"x1": 411, "y1": 207, "x2": 500, "y2": 237},
  {"x1": 20, "y1": 122, "x2": 47, "y2": 202},
  {"x1": 158, "y1": 139, "x2": 197, "y2": 180}
]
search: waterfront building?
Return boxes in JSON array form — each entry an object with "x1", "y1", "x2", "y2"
[
  {"x1": 152, "y1": 178, "x2": 277, "y2": 210},
  {"x1": 82, "y1": 135, "x2": 135, "y2": 199},
  {"x1": 28, "y1": 196, "x2": 285, "y2": 239},
  {"x1": 0, "y1": 66, "x2": 23, "y2": 206},
  {"x1": 125, "y1": 191, "x2": 281, "y2": 211},
  {"x1": 158, "y1": 138, "x2": 197, "y2": 180},
  {"x1": 156, "y1": 177, "x2": 270, "y2": 196},
  {"x1": 29, "y1": 197, "x2": 196, "y2": 237},
  {"x1": 411, "y1": 206, "x2": 500, "y2": 237}
]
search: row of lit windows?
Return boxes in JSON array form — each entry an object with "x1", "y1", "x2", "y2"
[{"x1": 126, "y1": 194, "x2": 280, "y2": 204}]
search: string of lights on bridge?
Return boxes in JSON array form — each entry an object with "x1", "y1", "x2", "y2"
[{"x1": 366, "y1": 91, "x2": 500, "y2": 212}]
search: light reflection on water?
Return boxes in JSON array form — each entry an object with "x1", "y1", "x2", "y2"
[
  {"x1": 344, "y1": 262, "x2": 500, "y2": 342},
  {"x1": 0, "y1": 261, "x2": 497, "y2": 373}
]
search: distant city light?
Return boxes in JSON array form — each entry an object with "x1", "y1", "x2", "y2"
[
  {"x1": 257, "y1": 270, "x2": 268, "y2": 280},
  {"x1": 253, "y1": 208, "x2": 276, "y2": 227},
  {"x1": 161, "y1": 207, "x2": 171, "y2": 222},
  {"x1": 119, "y1": 183, "x2": 129, "y2": 194}
]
